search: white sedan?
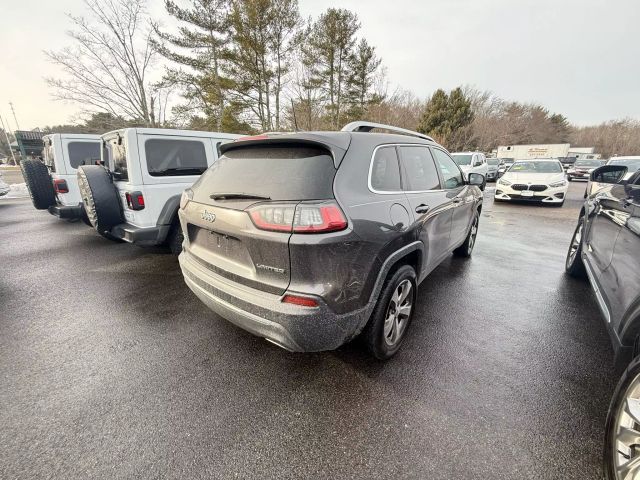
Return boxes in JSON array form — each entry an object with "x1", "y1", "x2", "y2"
[{"x1": 495, "y1": 159, "x2": 568, "y2": 206}]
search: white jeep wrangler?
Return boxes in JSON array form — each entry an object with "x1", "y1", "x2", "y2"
[
  {"x1": 78, "y1": 128, "x2": 240, "y2": 253},
  {"x1": 21, "y1": 133, "x2": 101, "y2": 220}
]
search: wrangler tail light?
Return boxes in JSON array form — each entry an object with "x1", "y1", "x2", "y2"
[
  {"x1": 125, "y1": 191, "x2": 145, "y2": 211},
  {"x1": 53, "y1": 179, "x2": 69, "y2": 194},
  {"x1": 248, "y1": 202, "x2": 347, "y2": 234}
]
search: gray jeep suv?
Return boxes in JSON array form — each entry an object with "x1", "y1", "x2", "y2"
[{"x1": 178, "y1": 122, "x2": 485, "y2": 359}]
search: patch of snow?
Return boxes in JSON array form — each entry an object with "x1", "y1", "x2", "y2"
[{"x1": 3, "y1": 182, "x2": 29, "y2": 199}]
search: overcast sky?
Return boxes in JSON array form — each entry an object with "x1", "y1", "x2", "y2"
[{"x1": 0, "y1": 0, "x2": 638, "y2": 130}]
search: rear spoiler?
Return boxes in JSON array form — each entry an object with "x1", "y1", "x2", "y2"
[{"x1": 220, "y1": 133, "x2": 352, "y2": 168}]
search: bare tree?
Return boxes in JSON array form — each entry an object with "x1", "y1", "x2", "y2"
[{"x1": 45, "y1": 0, "x2": 161, "y2": 127}]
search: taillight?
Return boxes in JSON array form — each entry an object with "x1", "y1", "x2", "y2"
[
  {"x1": 248, "y1": 202, "x2": 347, "y2": 233},
  {"x1": 282, "y1": 294, "x2": 319, "y2": 308},
  {"x1": 125, "y1": 191, "x2": 145, "y2": 210},
  {"x1": 53, "y1": 179, "x2": 69, "y2": 193}
]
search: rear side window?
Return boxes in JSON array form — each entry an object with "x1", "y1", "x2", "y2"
[
  {"x1": 198, "y1": 145, "x2": 335, "y2": 201},
  {"x1": 68, "y1": 142, "x2": 101, "y2": 169},
  {"x1": 432, "y1": 148, "x2": 464, "y2": 189},
  {"x1": 103, "y1": 137, "x2": 128, "y2": 180},
  {"x1": 145, "y1": 139, "x2": 207, "y2": 176},
  {"x1": 43, "y1": 143, "x2": 55, "y2": 172},
  {"x1": 399, "y1": 146, "x2": 440, "y2": 191},
  {"x1": 370, "y1": 147, "x2": 401, "y2": 191}
]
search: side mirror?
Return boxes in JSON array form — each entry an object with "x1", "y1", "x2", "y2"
[
  {"x1": 590, "y1": 165, "x2": 628, "y2": 184},
  {"x1": 468, "y1": 173, "x2": 485, "y2": 191}
]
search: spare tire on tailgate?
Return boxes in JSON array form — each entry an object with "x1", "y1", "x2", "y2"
[
  {"x1": 21, "y1": 159, "x2": 56, "y2": 210},
  {"x1": 77, "y1": 165, "x2": 124, "y2": 238}
]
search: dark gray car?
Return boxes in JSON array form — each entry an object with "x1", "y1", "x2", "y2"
[
  {"x1": 565, "y1": 165, "x2": 640, "y2": 479},
  {"x1": 178, "y1": 122, "x2": 485, "y2": 359}
]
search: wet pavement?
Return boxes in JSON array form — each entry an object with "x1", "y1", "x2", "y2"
[{"x1": 0, "y1": 182, "x2": 616, "y2": 479}]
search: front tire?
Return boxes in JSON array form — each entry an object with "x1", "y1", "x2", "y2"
[
  {"x1": 604, "y1": 356, "x2": 640, "y2": 480},
  {"x1": 453, "y1": 211, "x2": 479, "y2": 257},
  {"x1": 565, "y1": 219, "x2": 586, "y2": 278},
  {"x1": 363, "y1": 265, "x2": 417, "y2": 360}
]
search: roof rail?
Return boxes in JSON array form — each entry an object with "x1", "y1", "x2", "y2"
[{"x1": 341, "y1": 121, "x2": 434, "y2": 142}]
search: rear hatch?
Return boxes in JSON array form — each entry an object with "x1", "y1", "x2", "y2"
[{"x1": 184, "y1": 142, "x2": 342, "y2": 295}]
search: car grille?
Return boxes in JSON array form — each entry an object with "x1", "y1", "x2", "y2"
[{"x1": 511, "y1": 184, "x2": 547, "y2": 192}]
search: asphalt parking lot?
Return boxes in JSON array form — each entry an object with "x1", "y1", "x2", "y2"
[{"x1": 0, "y1": 182, "x2": 616, "y2": 479}]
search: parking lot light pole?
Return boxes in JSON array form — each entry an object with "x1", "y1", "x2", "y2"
[{"x1": 0, "y1": 114, "x2": 17, "y2": 165}]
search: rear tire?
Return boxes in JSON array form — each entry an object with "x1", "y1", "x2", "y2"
[
  {"x1": 603, "y1": 356, "x2": 640, "y2": 480},
  {"x1": 166, "y1": 220, "x2": 184, "y2": 255},
  {"x1": 21, "y1": 159, "x2": 55, "y2": 210},
  {"x1": 363, "y1": 265, "x2": 417, "y2": 360},
  {"x1": 453, "y1": 211, "x2": 479, "y2": 257},
  {"x1": 77, "y1": 165, "x2": 124, "y2": 240},
  {"x1": 565, "y1": 219, "x2": 586, "y2": 278}
]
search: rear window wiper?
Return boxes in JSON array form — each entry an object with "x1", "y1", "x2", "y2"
[
  {"x1": 150, "y1": 167, "x2": 206, "y2": 175},
  {"x1": 210, "y1": 193, "x2": 271, "y2": 201}
]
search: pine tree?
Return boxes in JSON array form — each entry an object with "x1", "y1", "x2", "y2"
[
  {"x1": 302, "y1": 8, "x2": 360, "y2": 129},
  {"x1": 226, "y1": 0, "x2": 300, "y2": 131},
  {"x1": 153, "y1": 0, "x2": 232, "y2": 131},
  {"x1": 417, "y1": 87, "x2": 473, "y2": 148},
  {"x1": 345, "y1": 38, "x2": 382, "y2": 121}
]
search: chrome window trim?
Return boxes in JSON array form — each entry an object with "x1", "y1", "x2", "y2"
[{"x1": 367, "y1": 143, "x2": 445, "y2": 195}]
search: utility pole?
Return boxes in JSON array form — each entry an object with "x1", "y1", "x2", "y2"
[
  {"x1": 9, "y1": 102, "x2": 20, "y2": 131},
  {"x1": 0, "y1": 114, "x2": 17, "y2": 165}
]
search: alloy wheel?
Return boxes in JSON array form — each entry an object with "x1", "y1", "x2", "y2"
[
  {"x1": 383, "y1": 279, "x2": 413, "y2": 347},
  {"x1": 567, "y1": 222, "x2": 582, "y2": 269},
  {"x1": 468, "y1": 216, "x2": 479, "y2": 254},
  {"x1": 613, "y1": 374, "x2": 640, "y2": 479}
]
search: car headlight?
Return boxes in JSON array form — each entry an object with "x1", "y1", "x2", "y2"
[
  {"x1": 567, "y1": 169, "x2": 575, "y2": 173},
  {"x1": 180, "y1": 189, "x2": 194, "y2": 209},
  {"x1": 498, "y1": 178, "x2": 512, "y2": 186},
  {"x1": 549, "y1": 180, "x2": 568, "y2": 188}
]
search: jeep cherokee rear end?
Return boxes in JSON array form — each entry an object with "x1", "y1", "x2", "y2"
[
  {"x1": 179, "y1": 124, "x2": 484, "y2": 356},
  {"x1": 178, "y1": 133, "x2": 373, "y2": 351}
]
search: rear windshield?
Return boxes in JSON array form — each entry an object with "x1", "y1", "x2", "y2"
[
  {"x1": 68, "y1": 141, "x2": 101, "y2": 169},
  {"x1": 197, "y1": 145, "x2": 335, "y2": 201},
  {"x1": 574, "y1": 160, "x2": 602, "y2": 167},
  {"x1": 452, "y1": 154, "x2": 472, "y2": 166}
]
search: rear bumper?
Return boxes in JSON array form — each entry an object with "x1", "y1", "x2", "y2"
[
  {"x1": 48, "y1": 203, "x2": 83, "y2": 219},
  {"x1": 111, "y1": 223, "x2": 170, "y2": 246},
  {"x1": 178, "y1": 250, "x2": 367, "y2": 352}
]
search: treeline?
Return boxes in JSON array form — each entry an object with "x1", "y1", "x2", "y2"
[{"x1": 43, "y1": 0, "x2": 639, "y2": 157}]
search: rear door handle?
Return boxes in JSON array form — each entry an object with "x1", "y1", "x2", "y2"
[{"x1": 415, "y1": 204, "x2": 430, "y2": 214}]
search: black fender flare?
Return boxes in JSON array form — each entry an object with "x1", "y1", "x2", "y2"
[{"x1": 156, "y1": 194, "x2": 181, "y2": 226}]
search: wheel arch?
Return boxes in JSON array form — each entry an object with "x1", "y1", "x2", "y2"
[{"x1": 156, "y1": 194, "x2": 182, "y2": 227}]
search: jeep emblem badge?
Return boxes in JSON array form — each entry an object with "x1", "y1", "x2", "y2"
[{"x1": 201, "y1": 210, "x2": 216, "y2": 222}]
